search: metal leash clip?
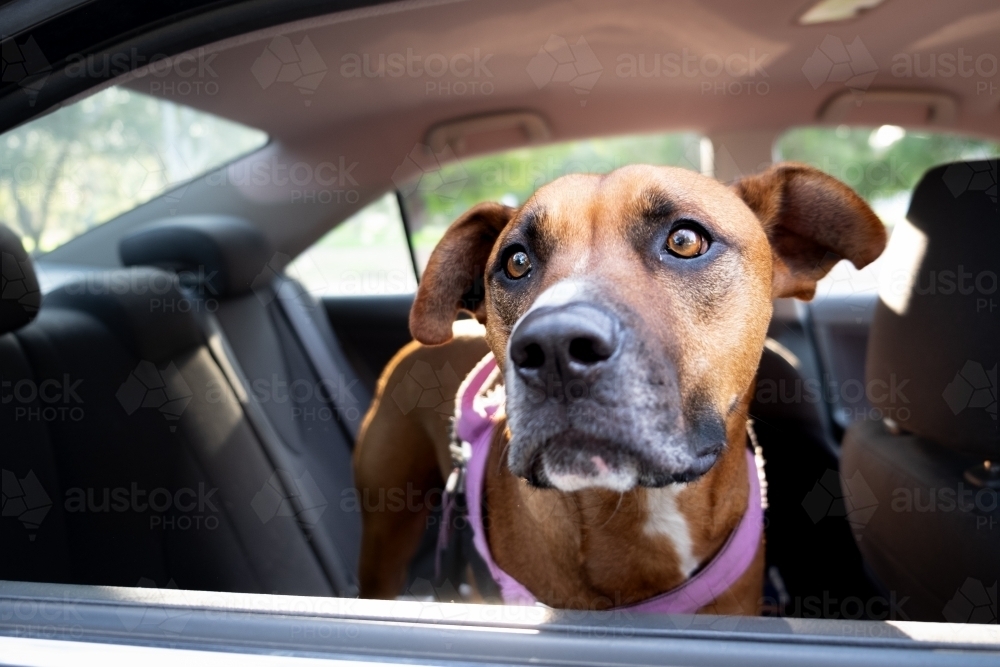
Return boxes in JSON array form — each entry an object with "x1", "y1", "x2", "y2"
[{"x1": 445, "y1": 440, "x2": 472, "y2": 495}]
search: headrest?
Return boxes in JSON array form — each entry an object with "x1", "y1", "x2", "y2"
[
  {"x1": 120, "y1": 217, "x2": 273, "y2": 298},
  {"x1": 45, "y1": 267, "x2": 204, "y2": 362},
  {"x1": 867, "y1": 159, "x2": 998, "y2": 457},
  {"x1": 0, "y1": 224, "x2": 41, "y2": 334}
]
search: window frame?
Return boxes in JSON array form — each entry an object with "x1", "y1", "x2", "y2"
[
  {"x1": 0, "y1": 85, "x2": 271, "y2": 258},
  {"x1": 2, "y1": 579, "x2": 997, "y2": 664},
  {"x1": 396, "y1": 189, "x2": 423, "y2": 286}
]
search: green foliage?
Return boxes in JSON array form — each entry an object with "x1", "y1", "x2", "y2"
[
  {"x1": 403, "y1": 132, "x2": 705, "y2": 264},
  {"x1": 0, "y1": 86, "x2": 267, "y2": 254},
  {"x1": 309, "y1": 192, "x2": 405, "y2": 249},
  {"x1": 775, "y1": 126, "x2": 1000, "y2": 204},
  {"x1": 400, "y1": 126, "x2": 1000, "y2": 266}
]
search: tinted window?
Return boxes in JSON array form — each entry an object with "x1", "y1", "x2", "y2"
[
  {"x1": 0, "y1": 86, "x2": 267, "y2": 255},
  {"x1": 399, "y1": 132, "x2": 708, "y2": 274}
]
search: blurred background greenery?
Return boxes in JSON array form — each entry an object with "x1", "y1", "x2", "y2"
[
  {"x1": 0, "y1": 86, "x2": 266, "y2": 254},
  {"x1": 776, "y1": 125, "x2": 1000, "y2": 229},
  {"x1": 401, "y1": 132, "x2": 705, "y2": 271},
  {"x1": 299, "y1": 124, "x2": 997, "y2": 294},
  {"x1": 3, "y1": 82, "x2": 997, "y2": 297}
]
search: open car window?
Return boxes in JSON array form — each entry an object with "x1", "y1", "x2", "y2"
[
  {"x1": 287, "y1": 191, "x2": 417, "y2": 296},
  {"x1": 0, "y1": 85, "x2": 267, "y2": 255},
  {"x1": 773, "y1": 127, "x2": 1000, "y2": 432},
  {"x1": 0, "y1": 0, "x2": 998, "y2": 661},
  {"x1": 398, "y1": 132, "x2": 708, "y2": 275},
  {"x1": 775, "y1": 126, "x2": 1000, "y2": 297}
]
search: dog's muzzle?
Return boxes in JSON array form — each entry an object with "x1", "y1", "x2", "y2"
[{"x1": 505, "y1": 301, "x2": 724, "y2": 491}]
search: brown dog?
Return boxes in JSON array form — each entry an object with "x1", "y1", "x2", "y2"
[{"x1": 354, "y1": 163, "x2": 886, "y2": 613}]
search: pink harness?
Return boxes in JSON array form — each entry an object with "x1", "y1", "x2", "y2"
[{"x1": 451, "y1": 354, "x2": 764, "y2": 613}]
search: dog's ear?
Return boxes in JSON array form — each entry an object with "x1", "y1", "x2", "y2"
[
  {"x1": 733, "y1": 162, "x2": 887, "y2": 300},
  {"x1": 410, "y1": 202, "x2": 516, "y2": 345}
]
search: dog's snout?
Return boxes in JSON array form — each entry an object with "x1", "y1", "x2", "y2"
[{"x1": 509, "y1": 304, "x2": 619, "y2": 382}]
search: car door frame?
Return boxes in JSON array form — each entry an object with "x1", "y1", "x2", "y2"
[{"x1": 2, "y1": 580, "x2": 999, "y2": 665}]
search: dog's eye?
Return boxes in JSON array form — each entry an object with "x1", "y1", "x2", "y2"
[
  {"x1": 505, "y1": 250, "x2": 532, "y2": 279},
  {"x1": 665, "y1": 224, "x2": 709, "y2": 258}
]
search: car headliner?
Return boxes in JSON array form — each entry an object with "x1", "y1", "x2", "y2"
[
  {"x1": 122, "y1": 0, "x2": 998, "y2": 150},
  {"x1": 39, "y1": 0, "x2": 1000, "y2": 268}
]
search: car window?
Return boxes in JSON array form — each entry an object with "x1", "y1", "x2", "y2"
[
  {"x1": 775, "y1": 126, "x2": 1000, "y2": 296},
  {"x1": 287, "y1": 191, "x2": 417, "y2": 296},
  {"x1": 398, "y1": 132, "x2": 708, "y2": 275},
  {"x1": 774, "y1": 127, "x2": 999, "y2": 431},
  {"x1": 776, "y1": 126, "x2": 1000, "y2": 229},
  {"x1": 0, "y1": 85, "x2": 267, "y2": 255}
]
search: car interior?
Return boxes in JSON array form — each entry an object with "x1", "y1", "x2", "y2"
[{"x1": 1, "y1": 0, "x2": 998, "y2": 635}]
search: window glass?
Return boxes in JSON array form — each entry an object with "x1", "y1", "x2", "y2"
[
  {"x1": 0, "y1": 85, "x2": 268, "y2": 255},
  {"x1": 399, "y1": 132, "x2": 708, "y2": 274},
  {"x1": 287, "y1": 192, "x2": 416, "y2": 296},
  {"x1": 775, "y1": 125, "x2": 1000, "y2": 229},
  {"x1": 775, "y1": 126, "x2": 1000, "y2": 296}
]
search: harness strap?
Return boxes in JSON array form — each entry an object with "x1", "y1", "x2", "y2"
[{"x1": 441, "y1": 353, "x2": 765, "y2": 612}]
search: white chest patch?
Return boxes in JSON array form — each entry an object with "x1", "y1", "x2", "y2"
[{"x1": 643, "y1": 486, "x2": 700, "y2": 579}]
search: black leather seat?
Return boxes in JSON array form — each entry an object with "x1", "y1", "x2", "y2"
[
  {"x1": 1, "y1": 224, "x2": 72, "y2": 583},
  {"x1": 841, "y1": 159, "x2": 999, "y2": 622},
  {"x1": 120, "y1": 216, "x2": 368, "y2": 594},
  {"x1": 2, "y1": 222, "x2": 343, "y2": 595},
  {"x1": 751, "y1": 337, "x2": 878, "y2": 614}
]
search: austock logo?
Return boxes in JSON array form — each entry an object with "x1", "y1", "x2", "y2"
[
  {"x1": 119, "y1": 141, "x2": 195, "y2": 213},
  {"x1": 890, "y1": 48, "x2": 997, "y2": 89},
  {"x1": 890, "y1": 483, "x2": 998, "y2": 530},
  {"x1": 116, "y1": 360, "x2": 193, "y2": 431},
  {"x1": 527, "y1": 34, "x2": 603, "y2": 105},
  {"x1": 251, "y1": 252, "x2": 296, "y2": 306},
  {"x1": 252, "y1": 469, "x2": 328, "y2": 528},
  {"x1": 0, "y1": 35, "x2": 51, "y2": 106},
  {"x1": 251, "y1": 35, "x2": 327, "y2": 105},
  {"x1": 390, "y1": 360, "x2": 463, "y2": 418},
  {"x1": 1, "y1": 244, "x2": 40, "y2": 315},
  {"x1": 339, "y1": 47, "x2": 494, "y2": 97},
  {"x1": 780, "y1": 591, "x2": 910, "y2": 621},
  {"x1": 208, "y1": 155, "x2": 360, "y2": 205},
  {"x1": 63, "y1": 482, "x2": 219, "y2": 530},
  {"x1": 2, "y1": 374, "x2": 85, "y2": 422},
  {"x1": 392, "y1": 144, "x2": 469, "y2": 200},
  {"x1": 942, "y1": 578, "x2": 998, "y2": 624},
  {"x1": 801, "y1": 469, "x2": 878, "y2": 539},
  {"x1": 1, "y1": 468, "x2": 53, "y2": 539},
  {"x1": 802, "y1": 35, "x2": 878, "y2": 97},
  {"x1": 615, "y1": 48, "x2": 771, "y2": 97},
  {"x1": 66, "y1": 47, "x2": 220, "y2": 97},
  {"x1": 116, "y1": 578, "x2": 193, "y2": 634},
  {"x1": 942, "y1": 161, "x2": 998, "y2": 203},
  {"x1": 943, "y1": 361, "x2": 997, "y2": 422}
]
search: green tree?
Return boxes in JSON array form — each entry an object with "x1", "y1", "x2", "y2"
[
  {"x1": 403, "y1": 132, "x2": 703, "y2": 268},
  {"x1": 0, "y1": 86, "x2": 265, "y2": 254}
]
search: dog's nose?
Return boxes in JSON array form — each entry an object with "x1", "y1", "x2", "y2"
[{"x1": 509, "y1": 303, "x2": 619, "y2": 383}]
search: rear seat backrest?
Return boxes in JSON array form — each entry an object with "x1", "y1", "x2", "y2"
[
  {"x1": 3, "y1": 223, "x2": 337, "y2": 594},
  {"x1": 40, "y1": 268, "x2": 336, "y2": 594},
  {"x1": 120, "y1": 217, "x2": 367, "y2": 592},
  {"x1": 841, "y1": 159, "x2": 999, "y2": 620},
  {"x1": 1, "y1": 224, "x2": 71, "y2": 583}
]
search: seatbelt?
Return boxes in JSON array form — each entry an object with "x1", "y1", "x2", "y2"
[
  {"x1": 197, "y1": 309, "x2": 357, "y2": 597},
  {"x1": 271, "y1": 277, "x2": 366, "y2": 441}
]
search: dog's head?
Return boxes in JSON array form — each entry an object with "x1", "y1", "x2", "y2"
[{"x1": 411, "y1": 163, "x2": 885, "y2": 491}]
